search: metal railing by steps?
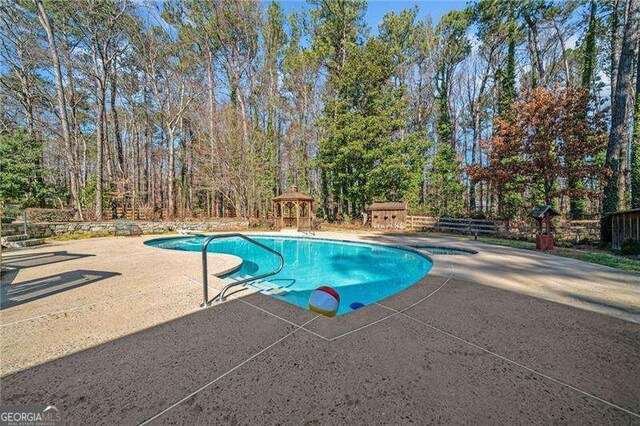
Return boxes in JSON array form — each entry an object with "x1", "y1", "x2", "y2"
[{"x1": 200, "y1": 233, "x2": 284, "y2": 307}]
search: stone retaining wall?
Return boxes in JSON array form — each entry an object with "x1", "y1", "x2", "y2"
[
  {"x1": 2, "y1": 219, "x2": 249, "y2": 238},
  {"x1": 24, "y1": 208, "x2": 76, "y2": 223}
]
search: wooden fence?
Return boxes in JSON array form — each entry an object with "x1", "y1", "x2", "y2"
[
  {"x1": 558, "y1": 220, "x2": 600, "y2": 243},
  {"x1": 407, "y1": 215, "x2": 600, "y2": 242},
  {"x1": 407, "y1": 216, "x2": 505, "y2": 236}
]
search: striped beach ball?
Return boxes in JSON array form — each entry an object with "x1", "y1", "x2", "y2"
[{"x1": 308, "y1": 286, "x2": 340, "y2": 317}]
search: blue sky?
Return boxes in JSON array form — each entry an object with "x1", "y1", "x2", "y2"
[
  {"x1": 363, "y1": 0, "x2": 467, "y2": 32},
  {"x1": 141, "y1": 1, "x2": 469, "y2": 38},
  {"x1": 277, "y1": 1, "x2": 468, "y2": 33}
]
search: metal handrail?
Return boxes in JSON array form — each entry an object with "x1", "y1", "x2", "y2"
[{"x1": 200, "y1": 233, "x2": 284, "y2": 307}]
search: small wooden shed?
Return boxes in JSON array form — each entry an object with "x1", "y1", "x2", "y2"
[
  {"x1": 365, "y1": 202, "x2": 407, "y2": 229},
  {"x1": 610, "y1": 208, "x2": 640, "y2": 251}
]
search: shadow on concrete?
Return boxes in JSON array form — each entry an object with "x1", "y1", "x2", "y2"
[
  {"x1": 1, "y1": 269, "x2": 120, "y2": 309},
  {"x1": 559, "y1": 291, "x2": 640, "y2": 317},
  {"x1": 1, "y1": 251, "x2": 96, "y2": 286},
  {"x1": 0, "y1": 293, "x2": 296, "y2": 424},
  {"x1": 3, "y1": 251, "x2": 95, "y2": 269},
  {"x1": 2, "y1": 288, "x2": 638, "y2": 424}
]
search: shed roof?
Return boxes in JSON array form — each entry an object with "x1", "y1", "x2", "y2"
[
  {"x1": 272, "y1": 185, "x2": 314, "y2": 202},
  {"x1": 529, "y1": 205, "x2": 560, "y2": 218},
  {"x1": 608, "y1": 208, "x2": 640, "y2": 217},
  {"x1": 367, "y1": 202, "x2": 407, "y2": 211}
]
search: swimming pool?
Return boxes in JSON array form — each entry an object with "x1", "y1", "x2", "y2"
[{"x1": 145, "y1": 236, "x2": 432, "y2": 316}]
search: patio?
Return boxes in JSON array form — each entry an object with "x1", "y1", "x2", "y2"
[{"x1": 1, "y1": 232, "x2": 639, "y2": 424}]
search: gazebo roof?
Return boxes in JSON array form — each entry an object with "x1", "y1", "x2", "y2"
[
  {"x1": 608, "y1": 207, "x2": 640, "y2": 217},
  {"x1": 273, "y1": 185, "x2": 314, "y2": 202}
]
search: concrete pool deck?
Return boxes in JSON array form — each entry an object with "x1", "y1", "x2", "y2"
[{"x1": 1, "y1": 231, "x2": 639, "y2": 424}]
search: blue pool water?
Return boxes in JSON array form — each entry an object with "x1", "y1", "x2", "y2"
[{"x1": 145, "y1": 236, "x2": 432, "y2": 316}]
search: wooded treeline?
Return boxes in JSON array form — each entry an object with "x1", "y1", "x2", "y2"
[{"x1": 1, "y1": 0, "x2": 639, "y2": 234}]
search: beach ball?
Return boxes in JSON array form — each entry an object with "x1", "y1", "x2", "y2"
[{"x1": 309, "y1": 286, "x2": 340, "y2": 317}]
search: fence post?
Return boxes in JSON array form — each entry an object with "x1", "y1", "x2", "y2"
[{"x1": 22, "y1": 210, "x2": 28, "y2": 236}]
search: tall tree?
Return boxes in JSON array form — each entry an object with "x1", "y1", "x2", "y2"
[
  {"x1": 0, "y1": 0, "x2": 624, "y2": 229},
  {"x1": 429, "y1": 9, "x2": 471, "y2": 216},
  {"x1": 570, "y1": 0, "x2": 598, "y2": 219},
  {"x1": 312, "y1": 0, "x2": 366, "y2": 219},
  {"x1": 470, "y1": 87, "x2": 607, "y2": 215},
  {"x1": 0, "y1": 129, "x2": 61, "y2": 207},
  {"x1": 602, "y1": 0, "x2": 640, "y2": 239},
  {"x1": 631, "y1": 43, "x2": 640, "y2": 208},
  {"x1": 35, "y1": 0, "x2": 83, "y2": 218},
  {"x1": 281, "y1": 12, "x2": 320, "y2": 195},
  {"x1": 318, "y1": 37, "x2": 417, "y2": 218}
]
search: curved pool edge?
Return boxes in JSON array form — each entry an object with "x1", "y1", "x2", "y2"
[
  {"x1": 144, "y1": 233, "x2": 435, "y2": 268},
  {"x1": 142, "y1": 236, "x2": 244, "y2": 278},
  {"x1": 411, "y1": 245, "x2": 479, "y2": 255},
  {"x1": 144, "y1": 233, "x2": 435, "y2": 316},
  {"x1": 212, "y1": 255, "x2": 244, "y2": 277}
]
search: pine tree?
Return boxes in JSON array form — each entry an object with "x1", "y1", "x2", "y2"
[
  {"x1": 318, "y1": 38, "x2": 416, "y2": 218},
  {"x1": 602, "y1": 0, "x2": 640, "y2": 241},
  {"x1": 569, "y1": 0, "x2": 598, "y2": 219},
  {"x1": 0, "y1": 128, "x2": 61, "y2": 207},
  {"x1": 429, "y1": 9, "x2": 471, "y2": 215}
]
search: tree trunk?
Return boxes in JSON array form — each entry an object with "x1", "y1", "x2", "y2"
[
  {"x1": 167, "y1": 127, "x2": 175, "y2": 217},
  {"x1": 524, "y1": 13, "x2": 545, "y2": 87},
  {"x1": 610, "y1": 0, "x2": 622, "y2": 100},
  {"x1": 110, "y1": 67, "x2": 124, "y2": 177},
  {"x1": 569, "y1": 1, "x2": 598, "y2": 219},
  {"x1": 602, "y1": 0, "x2": 640, "y2": 241},
  {"x1": 95, "y1": 82, "x2": 106, "y2": 220},
  {"x1": 36, "y1": 0, "x2": 83, "y2": 219},
  {"x1": 631, "y1": 42, "x2": 640, "y2": 208},
  {"x1": 206, "y1": 46, "x2": 217, "y2": 216},
  {"x1": 469, "y1": 112, "x2": 480, "y2": 213},
  {"x1": 552, "y1": 19, "x2": 572, "y2": 87}
]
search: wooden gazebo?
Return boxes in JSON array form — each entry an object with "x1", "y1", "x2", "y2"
[{"x1": 273, "y1": 185, "x2": 314, "y2": 230}]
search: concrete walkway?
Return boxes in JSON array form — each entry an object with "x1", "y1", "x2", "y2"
[
  {"x1": 1, "y1": 232, "x2": 639, "y2": 424},
  {"x1": 360, "y1": 232, "x2": 640, "y2": 324},
  {"x1": 1, "y1": 236, "x2": 242, "y2": 376}
]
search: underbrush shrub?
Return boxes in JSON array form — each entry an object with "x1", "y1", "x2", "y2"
[
  {"x1": 25, "y1": 208, "x2": 75, "y2": 222},
  {"x1": 1, "y1": 216, "x2": 15, "y2": 224},
  {"x1": 620, "y1": 237, "x2": 640, "y2": 255}
]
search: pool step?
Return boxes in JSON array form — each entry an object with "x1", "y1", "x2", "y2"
[
  {"x1": 223, "y1": 274, "x2": 290, "y2": 296},
  {"x1": 246, "y1": 280, "x2": 289, "y2": 296}
]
